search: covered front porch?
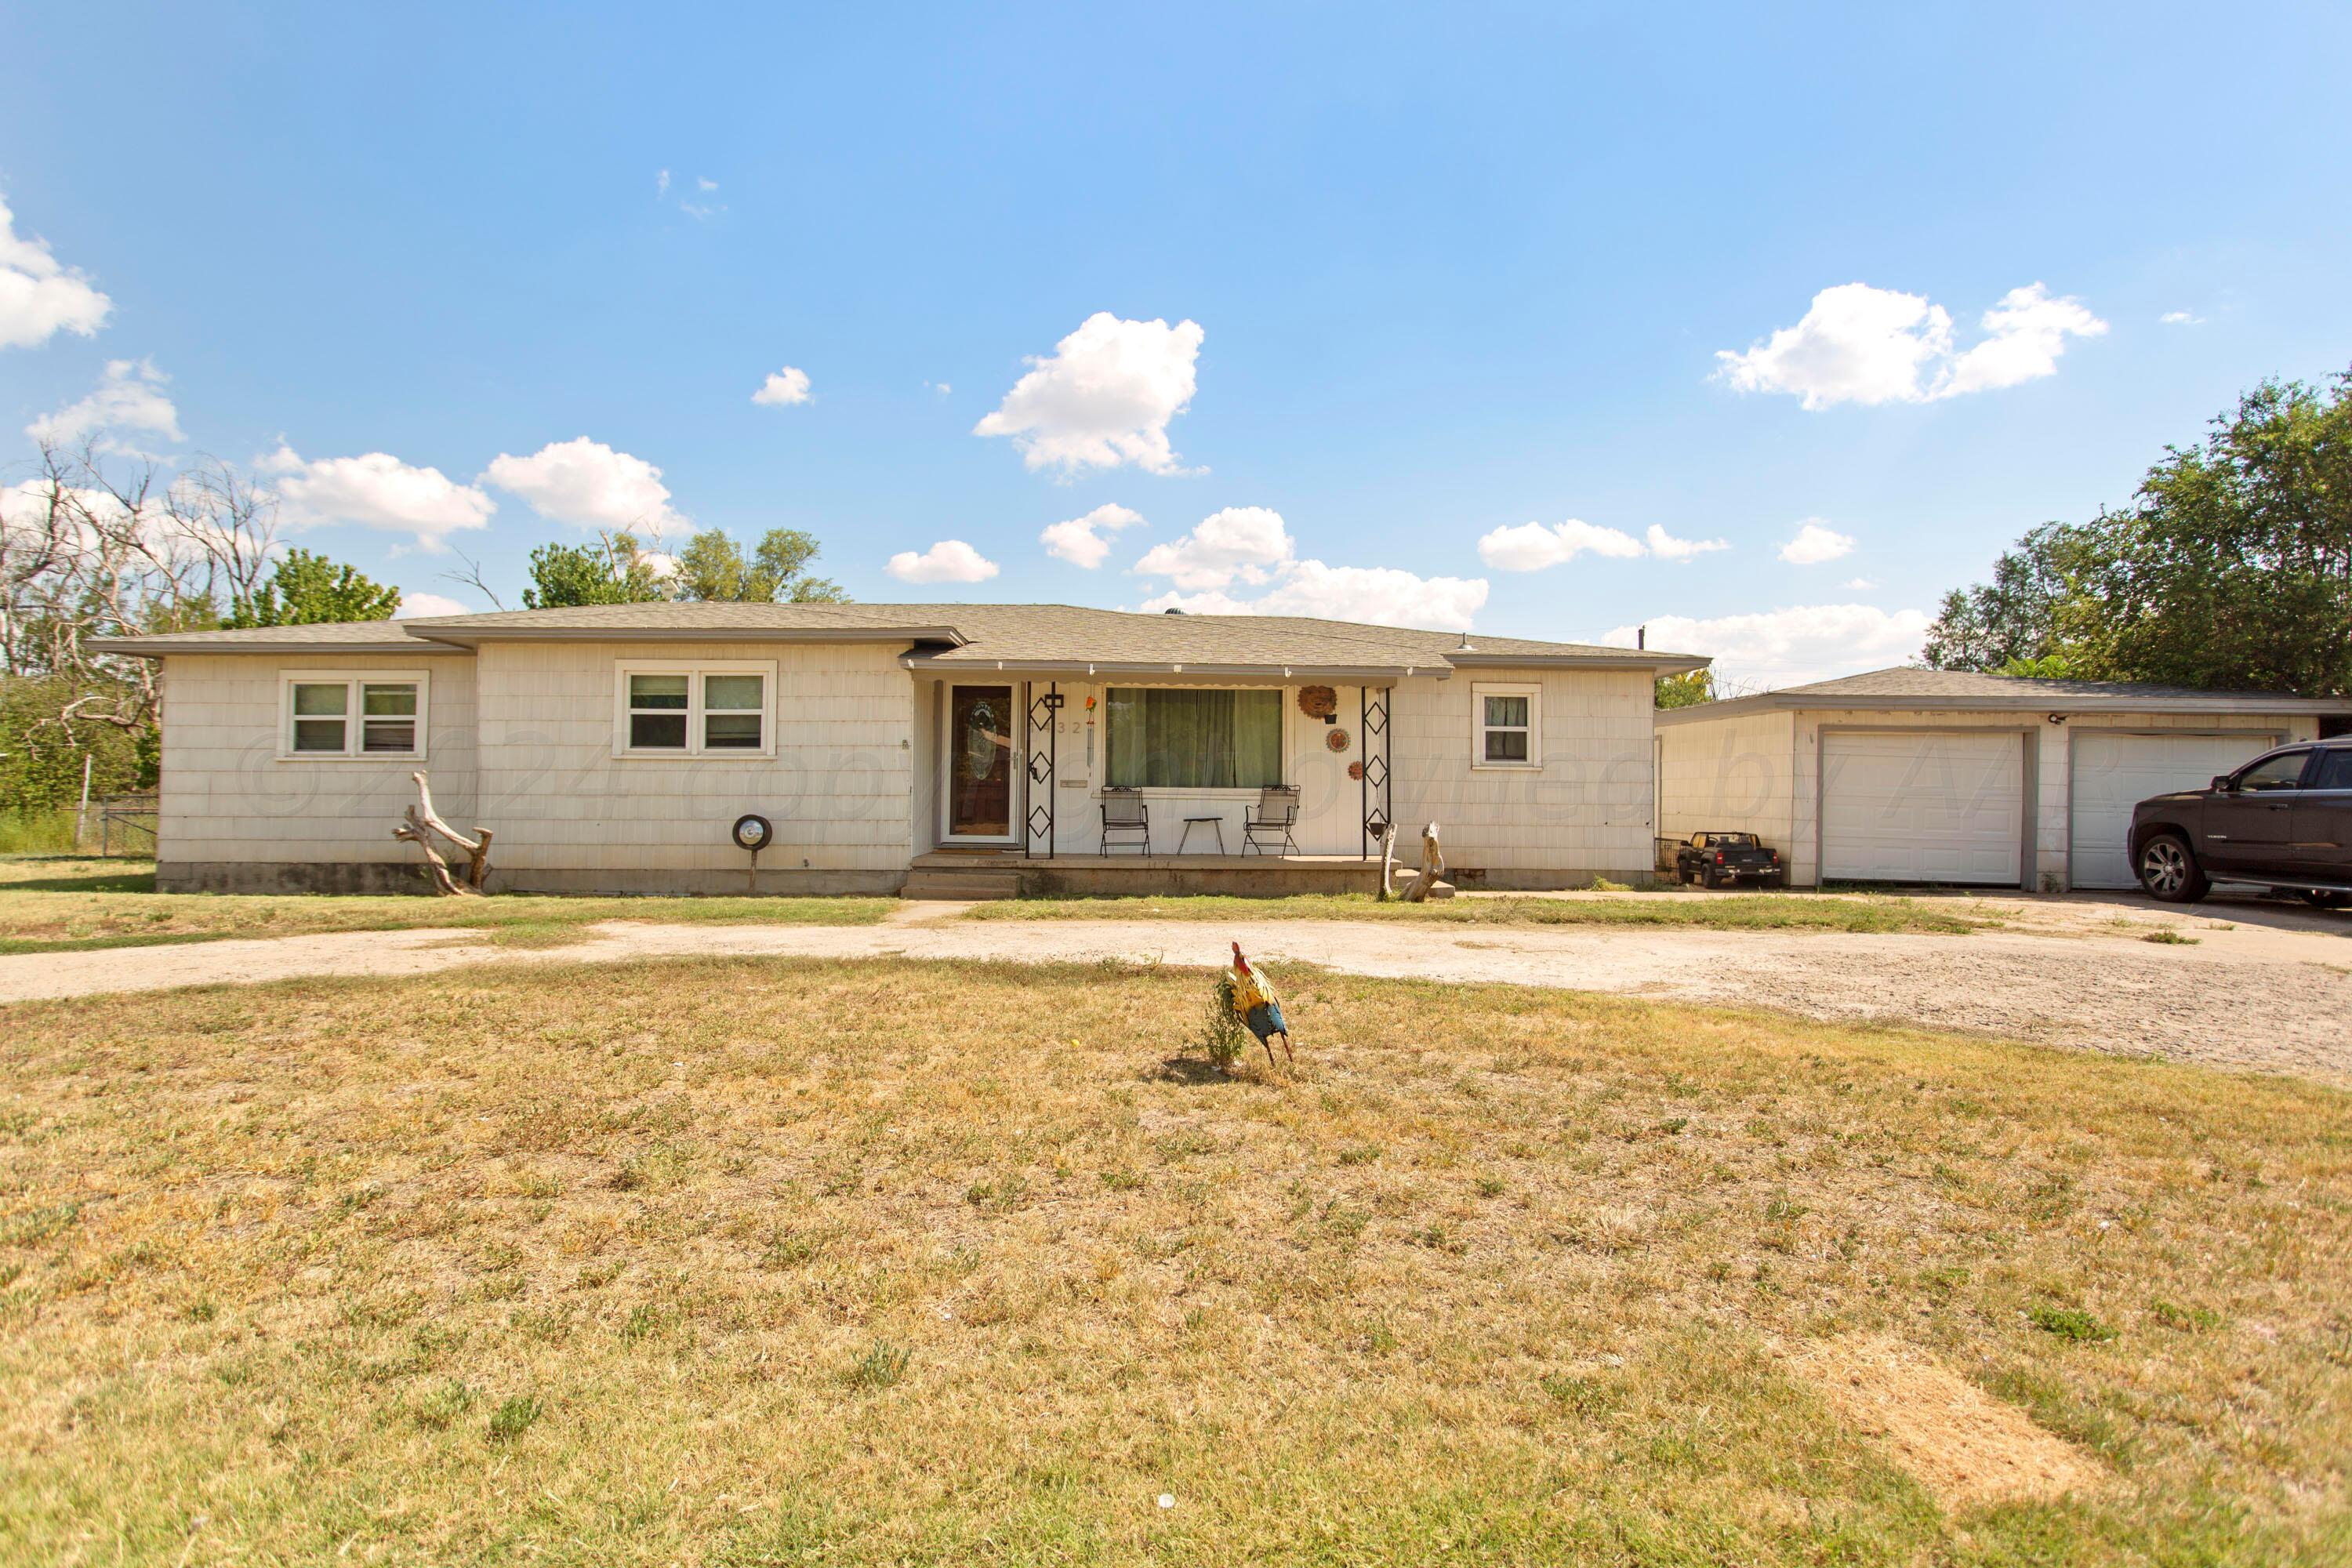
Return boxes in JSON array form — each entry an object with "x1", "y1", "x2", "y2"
[{"x1": 903, "y1": 847, "x2": 1385, "y2": 899}]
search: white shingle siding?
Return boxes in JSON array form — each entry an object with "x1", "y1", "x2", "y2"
[{"x1": 156, "y1": 652, "x2": 479, "y2": 867}]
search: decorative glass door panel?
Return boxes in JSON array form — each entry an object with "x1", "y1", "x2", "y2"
[{"x1": 949, "y1": 685, "x2": 1014, "y2": 838}]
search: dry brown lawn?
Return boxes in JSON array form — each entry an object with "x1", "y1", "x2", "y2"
[
  {"x1": 3, "y1": 956, "x2": 2348, "y2": 1566},
  {"x1": 0, "y1": 858, "x2": 893, "y2": 955}
]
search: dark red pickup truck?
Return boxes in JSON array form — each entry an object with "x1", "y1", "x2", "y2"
[{"x1": 1673, "y1": 832, "x2": 1784, "y2": 889}]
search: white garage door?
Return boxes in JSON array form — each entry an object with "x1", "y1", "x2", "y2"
[
  {"x1": 1823, "y1": 731, "x2": 2024, "y2": 885},
  {"x1": 2068, "y1": 731, "x2": 2277, "y2": 890}
]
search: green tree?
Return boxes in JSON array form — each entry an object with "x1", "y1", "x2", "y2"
[
  {"x1": 226, "y1": 549, "x2": 400, "y2": 628},
  {"x1": 521, "y1": 532, "x2": 671, "y2": 609},
  {"x1": 1923, "y1": 369, "x2": 2352, "y2": 695},
  {"x1": 671, "y1": 528, "x2": 847, "y2": 603},
  {"x1": 1919, "y1": 522, "x2": 2084, "y2": 672},
  {"x1": 1653, "y1": 670, "x2": 1715, "y2": 709},
  {"x1": 2062, "y1": 372, "x2": 2351, "y2": 694}
]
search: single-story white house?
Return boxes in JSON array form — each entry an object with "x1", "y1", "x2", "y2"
[
  {"x1": 1656, "y1": 668, "x2": 2349, "y2": 891},
  {"x1": 97, "y1": 602, "x2": 1708, "y2": 897}
]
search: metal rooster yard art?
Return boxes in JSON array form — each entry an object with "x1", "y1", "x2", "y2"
[{"x1": 1226, "y1": 942, "x2": 1294, "y2": 1072}]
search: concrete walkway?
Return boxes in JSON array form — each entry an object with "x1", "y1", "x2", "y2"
[{"x1": 6, "y1": 909, "x2": 2347, "y2": 1083}]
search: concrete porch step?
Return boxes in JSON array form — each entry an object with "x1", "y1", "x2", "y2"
[{"x1": 901, "y1": 869, "x2": 1024, "y2": 901}]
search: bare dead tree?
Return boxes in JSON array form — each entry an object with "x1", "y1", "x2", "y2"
[
  {"x1": 441, "y1": 546, "x2": 506, "y2": 610},
  {"x1": 2, "y1": 443, "x2": 281, "y2": 768}
]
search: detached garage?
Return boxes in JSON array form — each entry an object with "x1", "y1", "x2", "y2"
[{"x1": 1656, "y1": 669, "x2": 2343, "y2": 891}]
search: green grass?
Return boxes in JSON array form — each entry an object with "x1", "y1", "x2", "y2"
[
  {"x1": 0, "y1": 856, "x2": 895, "y2": 954},
  {"x1": 3, "y1": 956, "x2": 2345, "y2": 1564},
  {"x1": 966, "y1": 890, "x2": 1993, "y2": 935},
  {"x1": 0, "y1": 808, "x2": 93, "y2": 856}
]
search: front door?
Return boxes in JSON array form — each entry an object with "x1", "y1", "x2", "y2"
[{"x1": 947, "y1": 684, "x2": 1016, "y2": 840}]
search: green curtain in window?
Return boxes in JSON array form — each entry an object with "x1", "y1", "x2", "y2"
[{"x1": 1105, "y1": 688, "x2": 1283, "y2": 788}]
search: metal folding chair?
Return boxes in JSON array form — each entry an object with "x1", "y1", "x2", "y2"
[
  {"x1": 1241, "y1": 786, "x2": 1301, "y2": 855},
  {"x1": 1099, "y1": 786, "x2": 1151, "y2": 855}
]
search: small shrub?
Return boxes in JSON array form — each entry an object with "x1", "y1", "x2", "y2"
[
  {"x1": 1198, "y1": 975, "x2": 1249, "y2": 1071},
  {"x1": 2142, "y1": 929, "x2": 2198, "y2": 946},
  {"x1": 1586, "y1": 875, "x2": 1632, "y2": 893},
  {"x1": 1336, "y1": 1144, "x2": 1382, "y2": 1167},
  {"x1": 849, "y1": 1341, "x2": 909, "y2": 1389},
  {"x1": 485, "y1": 1393, "x2": 543, "y2": 1443},
  {"x1": 1473, "y1": 1175, "x2": 1506, "y2": 1198},
  {"x1": 412, "y1": 1379, "x2": 476, "y2": 1430},
  {"x1": 2028, "y1": 1304, "x2": 2118, "y2": 1343}
]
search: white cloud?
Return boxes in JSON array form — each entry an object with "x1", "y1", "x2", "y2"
[
  {"x1": 1644, "y1": 524, "x2": 1730, "y2": 561},
  {"x1": 887, "y1": 539, "x2": 1000, "y2": 584},
  {"x1": 1778, "y1": 520, "x2": 1854, "y2": 564},
  {"x1": 481, "y1": 437, "x2": 684, "y2": 534},
  {"x1": 26, "y1": 358, "x2": 182, "y2": 448},
  {"x1": 1476, "y1": 518, "x2": 1646, "y2": 572},
  {"x1": 974, "y1": 311, "x2": 1204, "y2": 475},
  {"x1": 696, "y1": 176, "x2": 717, "y2": 192},
  {"x1": 927, "y1": 380, "x2": 952, "y2": 396},
  {"x1": 1842, "y1": 577, "x2": 1878, "y2": 590},
  {"x1": 1715, "y1": 281, "x2": 2105, "y2": 409},
  {"x1": 1604, "y1": 604, "x2": 1931, "y2": 686},
  {"x1": 0, "y1": 192, "x2": 111, "y2": 350},
  {"x1": 1132, "y1": 505, "x2": 1292, "y2": 589},
  {"x1": 1040, "y1": 502, "x2": 1145, "y2": 568},
  {"x1": 751, "y1": 366, "x2": 811, "y2": 406},
  {"x1": 1142, "y1": 562, "x2": 1489, "y2": 633},
  {"x1": 2159, "y1": 310, "x2": 2203, "y2": 326},
  {"x1": 393, "y1": 590, "x2": 470, "y2": 619},
  {"x1": 263, "y1": 445, "x2": 496, "y2": 550},
  {"x1": 1131, "y1": 505, "x2": 1485, "y2": 630}
]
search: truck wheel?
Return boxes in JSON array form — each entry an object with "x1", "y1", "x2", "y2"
[{"x1": 2137, "y1": 833, "x2": 2209, "y2": 904}]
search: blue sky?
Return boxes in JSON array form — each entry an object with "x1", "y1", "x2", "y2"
[{"x1": 5, "y1": 2, "x2": 2349, "y2": 684}]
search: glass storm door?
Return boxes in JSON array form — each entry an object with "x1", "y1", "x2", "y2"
[{"x1": 948, "y1": 684, "x2": 1015, "y2": 839}]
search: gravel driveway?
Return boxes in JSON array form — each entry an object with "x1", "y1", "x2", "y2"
[{"x1": 7, "y1": 897, "x2": 2347, "y2": 1083}]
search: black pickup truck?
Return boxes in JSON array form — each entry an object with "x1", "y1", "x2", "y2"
[
  {"x1": 1674, "y1": 832, "x2": 1784, "y2": 888},
  {"x1": 2131, "y1": 737, "x2": 2352, "y2": 906}
]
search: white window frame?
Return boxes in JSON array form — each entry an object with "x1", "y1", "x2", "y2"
[
  {"x1": 612, "y1": 660, "x2": 778, "y2": 759},
  {"x1": 1470, "y1": 681, "x2": 1541, "y2": 771},
  {"x1": 278, "y1": 670, "x2": 430, "y2": 761}
]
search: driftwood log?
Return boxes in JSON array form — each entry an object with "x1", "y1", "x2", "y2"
[
  {"x1": 1399, "y1": 821, "x2": 1453, "y2": 902},
  {"x1": 1377, "y1": 823, "x2": 1401, "y2": 900},
  {"x1": 390, "y1": 771, "x2": 494, "y2": 896}
]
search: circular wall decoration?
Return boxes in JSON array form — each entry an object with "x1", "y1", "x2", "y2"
[
  {"x1": 1325, "y1": 728, "x2": 1350, "y2": 753},
  {"x1": 1347, "y1": 760, "x2": 1365, "y2": 781},
  {"x1": 1297, "y1": 685, "x2": 1338, "y2": 720},
  {"x1": 731, "y1": 814, "x2": 773, "y2": 851}
]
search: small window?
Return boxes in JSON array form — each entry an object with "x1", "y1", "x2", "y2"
[
  {"x1": 282, "y1": 673, "x2": 426, "y2": 760},
  {"x1": 290, "y1": 682, "x2": 349, "y2": 753},
  {"x1": 702, "y1": 673, "x2": 765, "y2": 750},
  {"x1": 2311, "y1": 750, "x2": 2352, "y2": 791},
  {"x1": 615, "y1": 663, "x2": 774, "y2": 757},
  {"x1": 628, "y1": 673, "x2": 691, "y2": 750},
  {"x1": 1472, "y1": 684, "x2": 1539, "y2": 768},
  {"x1": 2235, "y1": 750, "x2": 2310, "y2": 793}
]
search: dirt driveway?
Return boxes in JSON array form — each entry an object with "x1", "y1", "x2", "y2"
[{"x1": 7, "y1": 890, "x2": 2347, "y2": 1083}]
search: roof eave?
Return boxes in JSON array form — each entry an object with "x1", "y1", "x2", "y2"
[
  {"x1": 900, "y1": 655, "x2": 1451, "y2": 681},
  {"x1": 88, "y1": 636, "x2": 439, "y2": 656},
  {"x1": 1447, "y1": 652, "x2": 1711, "y2": 674},
  {"x1": 405, "y1": 622, "x2": 968, "y2": 648},
  {"x1": 1655, "y1": 691, "x2": 2346, "y2": 725}
]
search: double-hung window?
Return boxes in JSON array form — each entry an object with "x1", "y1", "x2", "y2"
[
  {"x1": 615, "y1": 662, "x2": 775, "y2": 757},
  {"x1": 281, "y1": 672, "x2": 428, "y2": 760},
  {"x1": 1471, "y1": 683, "x2": 1539, "y2": 768}
]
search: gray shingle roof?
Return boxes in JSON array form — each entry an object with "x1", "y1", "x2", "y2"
[
  {"x1": 1655, "y1": 665, "x2": 2343, "y2": 724},
  {"x1": 95, "y1": 601, "x2": 1708, "y2": 676},
  {"x1": 89, "y1": 620, "x2": 442, "y2": 654}
]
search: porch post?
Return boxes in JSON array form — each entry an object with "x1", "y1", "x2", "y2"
[
  {"x1": 1026, "y1": 681, "x2": 1062, "y2": 858},
  {"x1": 1360, "y1": 684, "x2": 1392, "y2": 858}
]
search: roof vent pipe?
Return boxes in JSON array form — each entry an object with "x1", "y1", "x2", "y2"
[{"x1": 1637, "y1": 625, "x2": 1646, "y2": 650}]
